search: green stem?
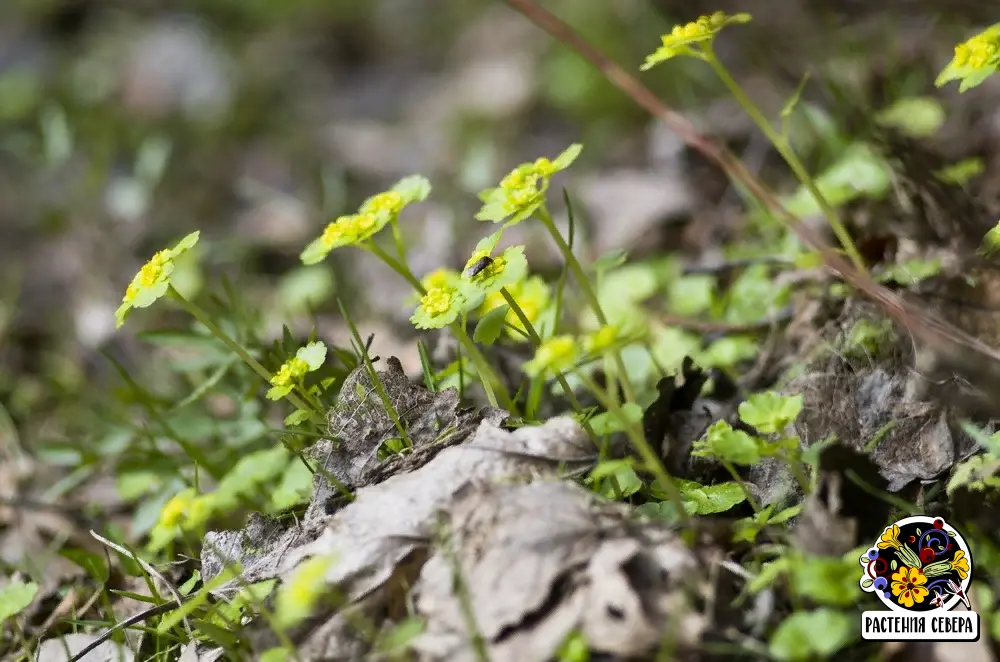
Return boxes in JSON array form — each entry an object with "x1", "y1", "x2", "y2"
[
  {"x1": 576, "y1": 371, "x2": 691, "y2": 528},
  {"x1": 167, "y1": 286, "x2": 323, "y2": 423},
  {"x1": 536, "y1": 206, "x2": 637, "y2": 403},
  {"x1": 501, "y1": 287, "x2": 592, "y2": 424},
  {"x1": 704, "y1": 52, "x2": 867, "y2": 276},
  {"x1": 363, "y1": 242, "x2": 515, "y2": 411}
]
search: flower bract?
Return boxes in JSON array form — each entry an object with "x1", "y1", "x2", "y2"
[
  {"x1": 115, "y1": 231, "x2": 200, "y2": 328},
  {"x1": 641, "y1": 11, "x2": 752, "y2": 70},
  {"x1": 476, "y1": 144, "x2": 582, "y2": 225}
]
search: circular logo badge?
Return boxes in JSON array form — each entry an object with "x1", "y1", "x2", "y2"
[{"x1": 859, "y1": 516, "x2": 973, "y2": 612}]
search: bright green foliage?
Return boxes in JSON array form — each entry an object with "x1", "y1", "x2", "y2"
[
  {"x1": 780, "y1": 144, "x2": 892, "y2": 218},
  {"x1": 769, "y1": 609, "x2": 855, "y2": 661},
  {"x1": 875, "y1": 96, "x2": 945, "y2": 138},
  {"x1": 948, "y1": 454, "x2": 1000, "y2": 495},
  {"x1": 0, "y1": 580, "x2": 38, "y2": 626},
  {"x1": 677, "y1": 479, "x2": 747, "y2": 515},
  {"x1": 738, "y1": 391, "x2": 803, "y2": 435},
  {"x1": 734, "y1": 504, "x2": 802, "y2": 543},
  {"x1": 937, "y1": 23, "x2": 1000, "y2": 92},
  {"x1": 876, "y1": 258, "x2": 942, "y2": 286},
  {"x1": 693, "y1": 420, "x2": 760, "y2": 465},
  {"x1": 115, "y1": 231, "x2": 200, "y2": 328}
]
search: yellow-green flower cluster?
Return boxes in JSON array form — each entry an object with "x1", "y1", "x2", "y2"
[
  {"x1": 476, "y1": 144, "x2": 582, "y2": 225},
  {"x1": 115, "y1": 231, "x2": 200, "y2": 328},
  {"x1": 641, "y1": 11, "x2": 751, "y2": 70},
  {"x1": 301, "y1": 175, "x2": 431, "y2": 265},
  {"x1": 267, "y1": 341, "x2": 327, "y2": 400},
  {"x1": 463, "y1": 244, "x2": 528, "y2": 295},
  {"x1": 411, "y1": 279, "x2": 482, "y2": 330},
  {"x1": 524, "y1": 335, "x2": 580, "y2": 378},
  {"x1": 937, "y1": 23, "x2": 1000, "y2": 92},
  {"x1": 149, "y1": 488, "x2": 213, "y2": 551}
]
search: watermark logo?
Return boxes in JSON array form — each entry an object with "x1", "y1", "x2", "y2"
[{"x1": 859, "y1": 515, "x2": 978, "y2": 641}]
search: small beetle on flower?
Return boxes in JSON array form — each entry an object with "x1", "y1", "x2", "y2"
[
  {"x1": 462, "y1": 243, "x2": 527, "y2": 295},
  {"x1": 115, "y1": 231, "x2": 200, "y2": 328}
]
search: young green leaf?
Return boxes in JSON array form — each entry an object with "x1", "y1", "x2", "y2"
[
  {"x1": 474, "y1": 304, "x2": 510, "y2": 345},
  {"x1": 738, "y1": 391, "x2": 803, "y2": 435},
  {"x1": 769, "y1": 609, "x2": 855, "y2": 661}
]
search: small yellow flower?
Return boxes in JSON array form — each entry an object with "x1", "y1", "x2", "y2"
[
  {"x1": 267, "y1": 342, "x2": 327, "y2": 401},
  {"x1": 891, "y1": 566, "x2": 929, "y2": 609},
  {"x1": 361, "y1": 190, "x2": 404, "y2": 216},
  {"x1": 422, "y1": 288, "x2": 453, "y2": 316},
  {"x1": 950, "y1": 550, "x2": 970, "y2": 580},
  {"x1": 877, "y1": 524, "x2": 902, "y2": 550},
  {"x1": 640, "y1": 11, "x2": 752, "y2": 70},
  {"x1": 524, "y1": 335, "x2": 579, "y2": 377},
  {"x1": 412, "y1": 282, "x2": 477, "y2": 330},
  {"x1": 300, "y1": 175, "x2": 431, "y2": 265},
  {"x1": 421, "y1": 267, "x2": 460, "y2": 292},
  {"x1": 115, "y1": 231, "x2": 200, "y2": 328},
  {"x1": 937, "y1": 23, "x2": 1000, "y2": 92},
  {"x1": 159, "y1": 489, "x2": 195, "y2": 528},
  {"x1": 477, "y1": 144, "x2": 583, "y2": 225},
  {"x1": 584, "y1": 325, "x2": 620, "y2": 354}
]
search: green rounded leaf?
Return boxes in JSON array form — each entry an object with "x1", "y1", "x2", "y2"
[
  {"x1": 392, "y1": 174, "x2": 432, "y2": 204},
  {"x1": 770, "y1": 609, "x2": 854, "y2": 661},
  {"x1": 474, "y1": 304, "x2": 510, "y2": 345},
  {"x1": 0, "y1": 580, "x2": 38, "y2": 626}
]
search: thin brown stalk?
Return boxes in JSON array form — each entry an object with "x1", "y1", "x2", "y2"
[{"x1": 503, "y1": 0, "x2": 1000, "y2": 371}]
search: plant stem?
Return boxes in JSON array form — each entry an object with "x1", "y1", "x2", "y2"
[
  {"x1": 167, "y1": 286, "x2": 323, "y2": 423},
  {"x1": 576, "y1": 371, "x2": 691, "y2": 528},
  {"x1": 704, "y1": 52, "x2": 867, "y2": 276},
  {"x1": 501, "y1": 287, "x2": 591, "y2": 423},
  {"x1": 536, "y1": 205, "x2": 637, "y2": 403},
  {"x1": 362, "y1": 242, "x2": 515, "y2": 411}
]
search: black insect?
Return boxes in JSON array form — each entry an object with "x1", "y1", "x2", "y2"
[{"x1": 464, "y1": 256, "x2": 494, "y2": 278}]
